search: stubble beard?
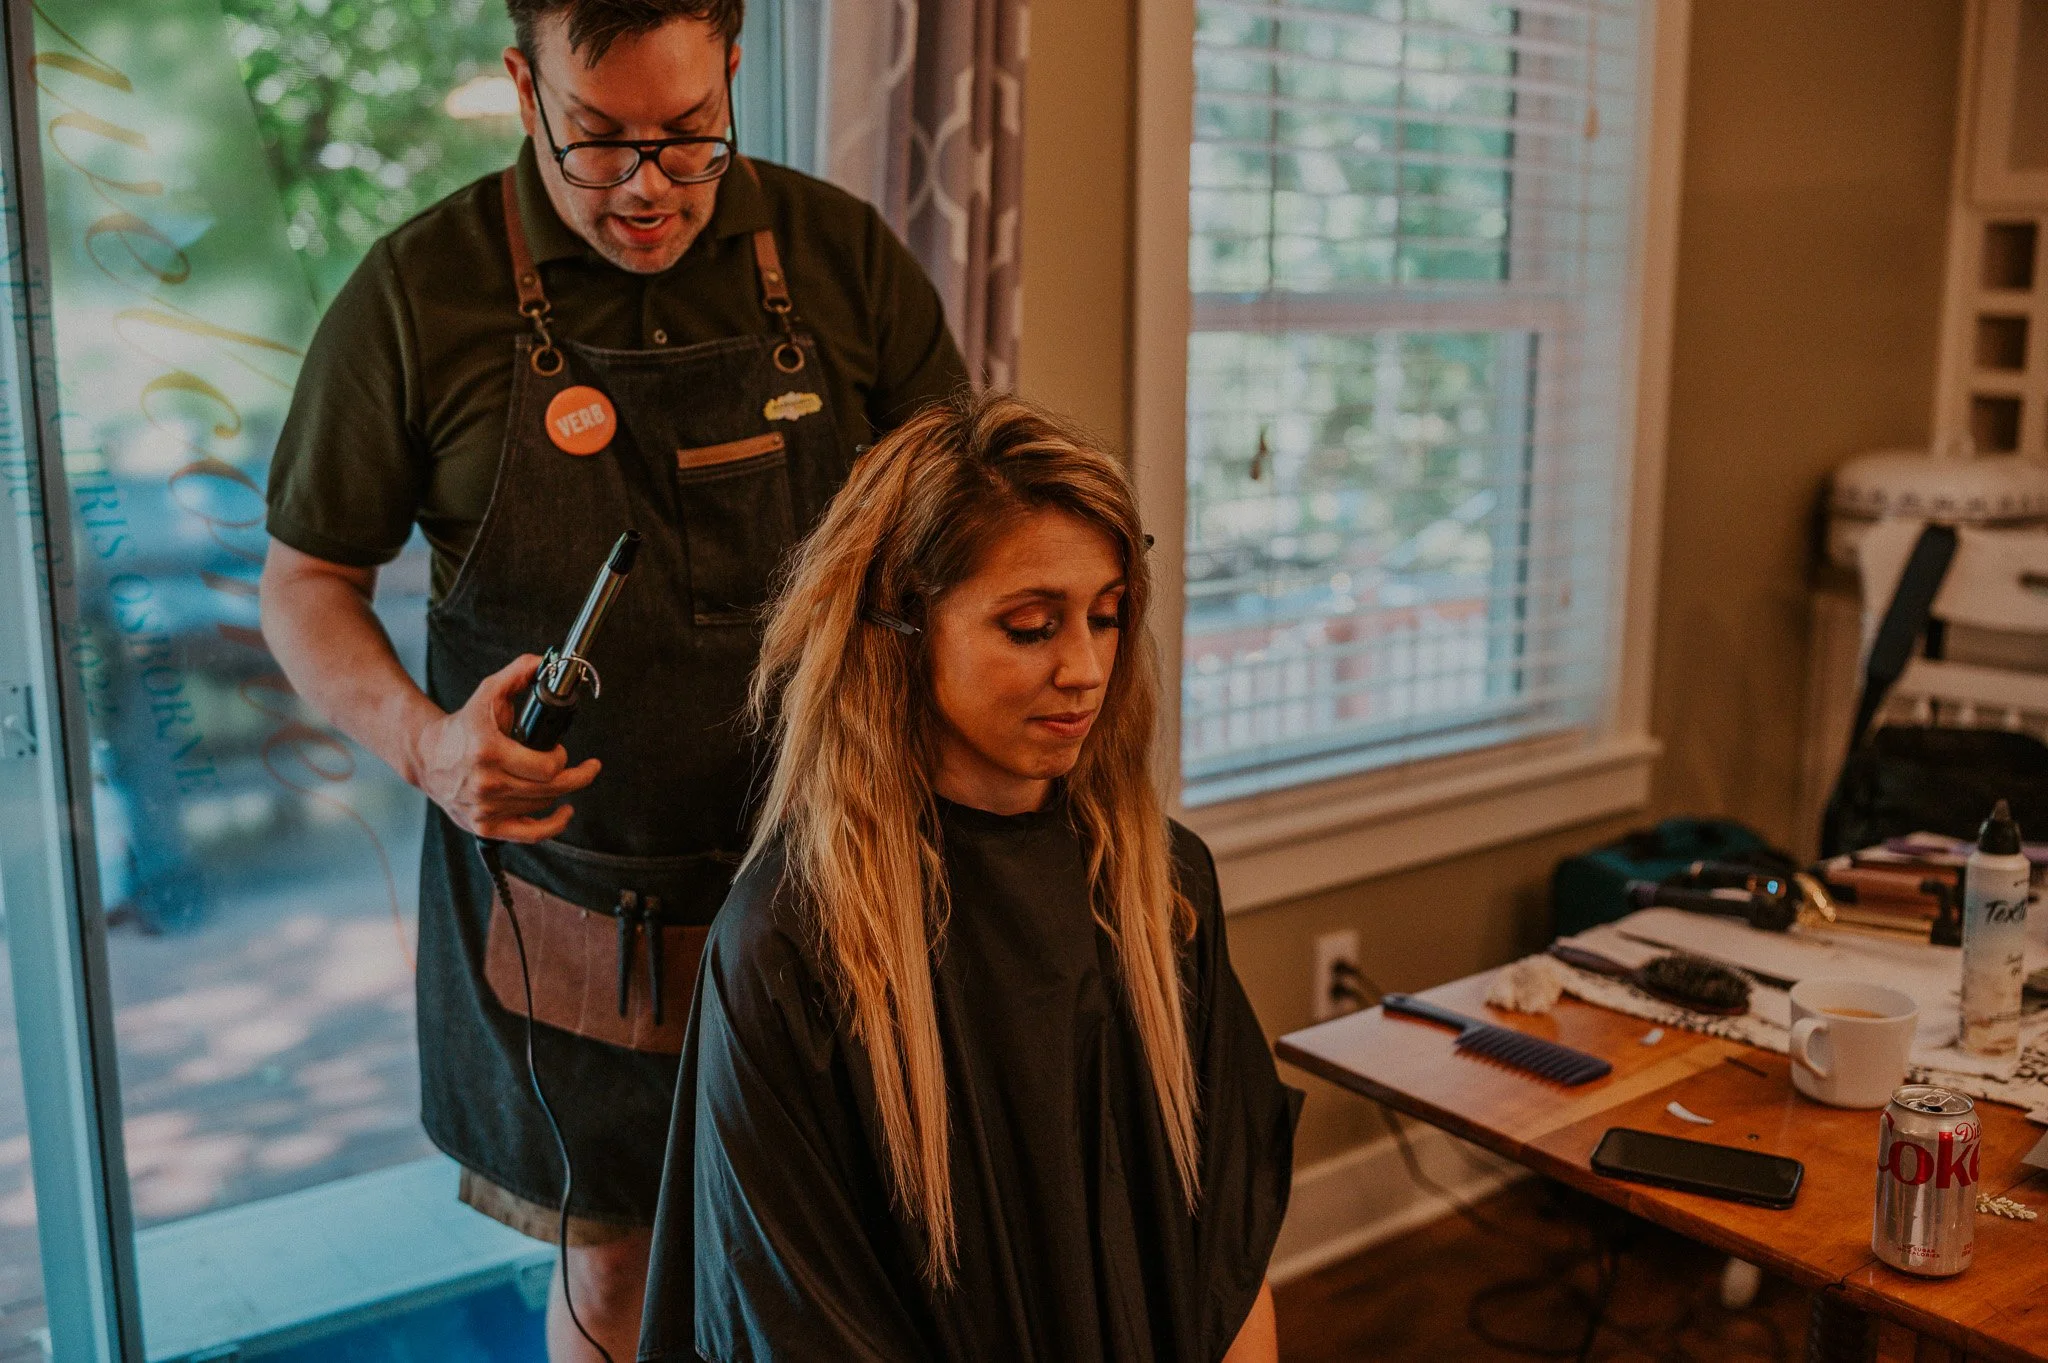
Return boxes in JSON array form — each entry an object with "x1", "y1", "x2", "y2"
[{"x1": 588, "y1": 199, "x2": 707, "y2": 275}]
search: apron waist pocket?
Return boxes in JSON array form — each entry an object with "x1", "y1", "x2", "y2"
[{"x1": 483, "y1": 871, "x2": 705, "y2": 1055}]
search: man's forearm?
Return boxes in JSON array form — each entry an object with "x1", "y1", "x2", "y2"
[{"x1": 260, "y1": 567, "x2": 442, "y2": 789}]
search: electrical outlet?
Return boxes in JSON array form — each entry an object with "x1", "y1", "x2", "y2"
[{"x1": 1312, "y1": 928, "x2": 1362, "y2": 1021}]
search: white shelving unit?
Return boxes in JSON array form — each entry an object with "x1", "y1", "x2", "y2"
[{"x1": 1933, "y1": 0, "x2": 2048, "y2": 458}]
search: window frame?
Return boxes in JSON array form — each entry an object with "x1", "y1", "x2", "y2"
[
  {"x1": 1131, "y1": 0, "x2": 1691, "y2": 913},
  {"x1": 735, "y1": 0, "x2": 829, "y2": 172},
  {"x1": 0, "y1": 0, "x2": 146, "y2": 1355}
]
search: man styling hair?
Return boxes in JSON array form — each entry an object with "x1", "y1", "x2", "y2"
[{"x1": 257, "y1": 1, "x2": 968, "y2": 1357}]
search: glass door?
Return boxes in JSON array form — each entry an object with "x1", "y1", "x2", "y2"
[
  {"x1": 21, "y1": 1, "x2": 546, "y2": 1355},
  {"x1": 0, "y1": 0, "x2": 823, "y2": 1356}
]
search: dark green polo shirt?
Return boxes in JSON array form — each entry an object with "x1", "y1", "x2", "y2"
[{"x1": 266, "y1": 140, "x2": 968, "y2": 600}]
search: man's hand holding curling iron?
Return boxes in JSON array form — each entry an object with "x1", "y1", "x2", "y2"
[
  {"x1": 259, "y1": 542, "x2": 599, "y2": 846},
  {"x1": 410, "y1": 653, "x2": 601, "y2": 842}
]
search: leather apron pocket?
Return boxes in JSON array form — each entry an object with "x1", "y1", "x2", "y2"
[
  {"x1": 676, "y1": 431, "x2": 797, "y2": 626},
  {"x1": 483, "y1": 872, "x2": 706, "y2": 1055}
]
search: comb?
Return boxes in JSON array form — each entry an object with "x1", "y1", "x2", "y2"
[{"x1": 1382, "y1": 993, "x2": 1612, "y2": 1086}]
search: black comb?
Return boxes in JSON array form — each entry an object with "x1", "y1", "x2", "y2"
[{"x1": 1382, "y1": 993, "x2": 1612, "y2": 1086}]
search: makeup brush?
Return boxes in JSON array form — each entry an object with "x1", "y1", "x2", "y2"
[{"x1": 1548, "y1": 943, "x2": 1754, "y2": 1016}]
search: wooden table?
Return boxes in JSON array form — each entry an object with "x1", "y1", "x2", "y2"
[{"x1": 1277, "y1": 971, "x2": 2048, "y2": 1363}]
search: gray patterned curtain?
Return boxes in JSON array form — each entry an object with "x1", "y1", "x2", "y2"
[{"x1": 822, "y1": 0, "x2": 1026, "y2": 391}]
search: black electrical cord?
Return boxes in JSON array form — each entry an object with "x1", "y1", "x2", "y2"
[
  {"x1": 1328, "y1": 960, "x2": 1792, "y2": 1361},
  {"x1": 1460, "y1": 1199, "x2": 1639, "y2": 1361},
  {"x1": 1465, "y1": 1264, "x2": 1600, "y2": 1359},
  {"x1": 1329, "y1": 964, "x2": 1517, "y2": 1241},
  {"x1": 479, "y1": 837, "x2": 617, "y2": 1363},
  {"x1": 1327, "y1": 961, "x2": 1625, "y2": 1358},
  {"x1": 1329, "y1": 962, "x2": 1541, "y2": 1274},
  {"x1": 1577, "y1": 1234, "x2": 1619, "y2": 1363},
  {"x1": 1381, "y1": 1104, "x2": 1518, "y2": 1242},
  {"x1": 1625, "y1": 1274, "x2": 1791, "y2": 1363}
]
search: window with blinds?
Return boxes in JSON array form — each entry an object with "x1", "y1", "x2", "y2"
[{"x1": 1182, "y1": 0, "x2": 1642, "y2": 805}]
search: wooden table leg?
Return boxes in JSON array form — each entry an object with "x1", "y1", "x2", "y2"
[{"x1": 1808, "y1": 1286, "x2": 1874, "y2": 1363}]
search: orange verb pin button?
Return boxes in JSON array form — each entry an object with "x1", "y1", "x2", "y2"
[{"x1": 544, "y1": 385, "x2": 617, "y2": 456}]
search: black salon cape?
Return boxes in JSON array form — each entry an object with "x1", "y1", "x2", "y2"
[{"x1": 638, "y1": 800, "x2": 1301, "y2": 1363}]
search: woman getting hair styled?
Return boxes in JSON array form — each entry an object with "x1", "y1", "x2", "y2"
[{"x1": 638, "y1": 392, "x2": 1301, "y2": 1363}]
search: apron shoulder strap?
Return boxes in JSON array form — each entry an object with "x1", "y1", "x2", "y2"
[
  {"x1": 738, "y1": 158, "x2": 806, "y2": 374},
  {"x1": 501, "y1": 168, "x2": 548, "y2": 316},
  {"x1": 498, "y1": 157, "x2": 800, "y2": 375},
  {"x1": 736, "y1": 157, "x2": 793, "y2": 316},
  {"x1": 751, "y1": 228, "x2": 793, "y2": 314},
  {"x1": 500, "y1": 168, "x2": 563, "y2": 376}
]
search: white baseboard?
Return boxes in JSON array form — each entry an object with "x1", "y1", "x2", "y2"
[{"x1": 1267, "y1": 1122, "x2": 1528, "y2": 1286}]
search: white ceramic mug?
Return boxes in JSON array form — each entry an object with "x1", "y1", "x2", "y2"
[{"x1": 1787, "y1": 979, "x2": 1918, "y2": 1109}]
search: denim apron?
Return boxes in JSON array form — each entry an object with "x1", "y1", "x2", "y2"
[{"x1": 416, "y1": 164, "x2": 847, "y2": 1223}]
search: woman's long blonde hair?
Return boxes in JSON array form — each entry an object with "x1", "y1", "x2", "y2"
[{"x1": 746, "y1": 391, "x2": 1199, "y2": 1284}]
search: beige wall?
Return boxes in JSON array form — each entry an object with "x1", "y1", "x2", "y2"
[
  {"x1": 1652, "y1": 0, "x2": 1961, "y2": 841},
  {"x1": 1016, "y1": 0, "x2": 1963, "y2": 1170},
  {"x1": 1016, "y1": 0, "x2": 1134, "y2": 444}
]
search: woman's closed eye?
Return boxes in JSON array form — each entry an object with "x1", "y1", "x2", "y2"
[
  {"x1": 1001, "y1": 612, "x2": 1122, "y2": 645},
  {"x1": 1003, "y1": 619, "x2": 1060, "y2": 645}
]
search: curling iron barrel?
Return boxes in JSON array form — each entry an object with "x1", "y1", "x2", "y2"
[{"x1": 513, "y1": 530, "x2": 641, "y2": 751}]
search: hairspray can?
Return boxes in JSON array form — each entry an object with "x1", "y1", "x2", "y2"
[{"x1": 1960, "y1": 800, "x2": 2029, "y2": 1056}]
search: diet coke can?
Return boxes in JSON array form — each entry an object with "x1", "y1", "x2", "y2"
[{"x1": 1873, "y1": 1085, "x2": 1978, "y2": 1276}]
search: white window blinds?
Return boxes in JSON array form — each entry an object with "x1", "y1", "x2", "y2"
[{"x1": 1182, "y1": 0, "x2": 1643, "y2": 805}]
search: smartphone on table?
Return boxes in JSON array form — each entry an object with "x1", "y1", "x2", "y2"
[{"x1": 1591, "y1": 1127, "x2": 1803, "y2": 1209}]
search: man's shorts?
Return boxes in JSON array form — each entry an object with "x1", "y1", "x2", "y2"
[{"x1": 458, "y1": 1167, "x2": 647, "y2": 1248}]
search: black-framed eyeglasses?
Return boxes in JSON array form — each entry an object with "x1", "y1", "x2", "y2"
[{"x1": 531, "y1": 72, "x2": 736, "y2": 189}]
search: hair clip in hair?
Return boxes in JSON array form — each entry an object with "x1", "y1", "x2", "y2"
[{"x1": 864, "y1": 607, "x2": 921, "y2": 637}]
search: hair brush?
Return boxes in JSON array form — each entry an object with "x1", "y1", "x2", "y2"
[{"x1": 1547, "y1": 943, "x2": 1753, "y2": 1016}]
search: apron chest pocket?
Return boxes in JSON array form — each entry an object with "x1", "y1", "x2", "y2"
[{"x1": 675, "y1": 431, "x2": 797, "y2": 626}]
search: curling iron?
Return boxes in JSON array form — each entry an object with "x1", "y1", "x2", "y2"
[
  {"x1": 1680, "y1": 859, "x2": 1840, "y2": 926},
  {"x1": 1625, "y1": 878, "x2": 1799, "y2": 932},
  {"x1": 483, "y1": 526, "x2": 640, "y2": 1363},
  {"x1": 513, "y1": 530, "x2": 640, "y2": 751}
]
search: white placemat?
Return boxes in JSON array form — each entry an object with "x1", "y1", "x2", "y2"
[{"x1": 1541, "y1": 908, "x2": 2048, "y2": 1122}]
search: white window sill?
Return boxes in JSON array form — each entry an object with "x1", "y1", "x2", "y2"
[{"x1": 1185, "y1": 730, "x2": 1662, "y2": 914}]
